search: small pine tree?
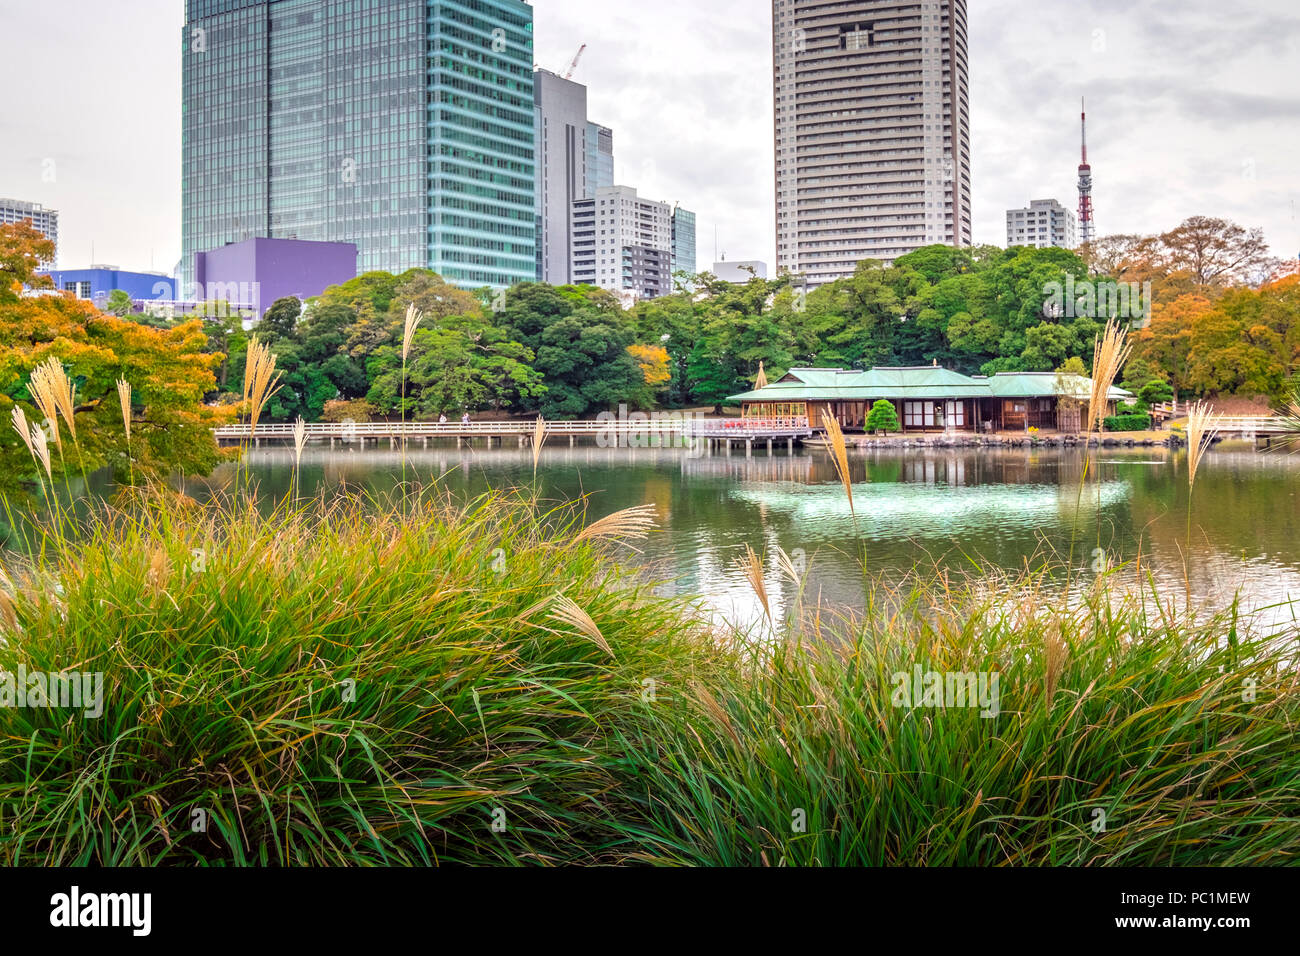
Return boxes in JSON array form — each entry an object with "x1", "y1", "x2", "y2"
[{"x1": 865, "y1": 399, "x2": 900, "y2": 435}]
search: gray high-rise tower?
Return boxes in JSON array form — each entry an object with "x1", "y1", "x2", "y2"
[
  {"x1": 532, "y1": 69, "x2": 617, "y2": 284},
  {"x1": 533, "y1": 70, "x2": 589, "y2": 285},
  {"x1": 181, "y1": 0, "x2": 536, "y2": 290},
  {"x1": 772, "y1": 0, "x2": 972, "y2": 285}
]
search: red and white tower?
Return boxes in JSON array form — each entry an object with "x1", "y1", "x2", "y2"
[{"x1": 1077, "y1": 98, "x2": 1095, "y2": 246}]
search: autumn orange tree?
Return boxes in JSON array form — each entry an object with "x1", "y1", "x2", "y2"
[
  {"x1": 1132, "y1": 294, "x2": 1205, "y2": 397},
  {"x1": 1188, "y1": 276, "x2": 1297, "y2": 398},
  {"x1": 1134, "y1": 278, "x2": 1300, "y2": 401},
  {"x1": 1, "y1": 222, "x2": 232, "y2": 496}
]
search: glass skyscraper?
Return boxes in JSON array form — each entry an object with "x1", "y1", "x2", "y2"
[
  {"x1": 671, "y1": 206, "x2": 696, "y2": 277},
  {"x1": 182, "y1": 0, "x2": 535, "y2": 290}
]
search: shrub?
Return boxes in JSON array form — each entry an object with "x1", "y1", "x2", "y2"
[{"x1": 1103, "y1": 412, "x2": 1152, "y2": 432}]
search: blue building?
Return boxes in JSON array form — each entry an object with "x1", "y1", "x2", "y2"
[
  {"x1": 181, "y1": 0, "x2": 536, "y2": 290},
  {"x1": 39, "y1": 267, "x2": 177, "y2": 308}
]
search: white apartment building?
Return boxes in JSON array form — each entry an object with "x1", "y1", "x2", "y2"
[
  {"x1": 572, "y1": 185, "x2": 674, "y2": 301},
  {"x1": 1, "y1": 198, "x2": 59, "y2": 269},
  {"x1": 712, "y1": 260, "x2": 769, "y2": 282},
  {"x1": 773, "y1": 0, "x2": 972, "y2": 285},
  {"x1": 1006, "y1": 199, "x2": 1077, "y2": 249}
]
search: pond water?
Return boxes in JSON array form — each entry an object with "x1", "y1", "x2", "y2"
[{"x1": 174, "y1": 440, "x2": 1300, "y2": 632}]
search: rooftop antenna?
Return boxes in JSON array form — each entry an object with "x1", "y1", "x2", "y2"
[{"x1": 1292, "y1": 199, "x2": 1298, "y2": 263}]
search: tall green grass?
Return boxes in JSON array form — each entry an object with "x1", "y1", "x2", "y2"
[
  {"x1": 618, "y1": 577, "x2": 1300, "y2": 865},
  {"x1": 0, "y1": 490, "x2": 1296, "y2": 866},
  {"x1": 0, "y1": 489, "x2": 725, "y2": 865}
]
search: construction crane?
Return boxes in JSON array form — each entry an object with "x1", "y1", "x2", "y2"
[{"x1": 563, "y1": 44, "x2": 587, "y2": 80}]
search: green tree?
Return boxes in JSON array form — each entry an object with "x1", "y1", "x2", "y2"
[
  {"x1": 366, "y1": 312, "x2": 544, "y2": 416},
  {"x1": 495, "y1": 283, "x2": 645, "y2": 417},
  {"x1": 865, "y1": 399, "x2": 900, "y2": 435},
  {"x1": 104, "y1": 289, "x2": 134, "y2": 317},
  {"x1": 1138, "y1": 379, "x2": 1174, "y2": 408}
]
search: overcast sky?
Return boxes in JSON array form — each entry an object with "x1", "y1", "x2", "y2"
[{"x1": 1, "y1": 0, "x2": 1297, "y2": 274}]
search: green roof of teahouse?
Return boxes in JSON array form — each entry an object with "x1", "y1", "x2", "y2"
[
  {"x1": 985, "y1": 372, "x2": 1132, "y2": 401},
  {"x1": 728, "y1": 367, "x2": 1133, "y2": 404}
]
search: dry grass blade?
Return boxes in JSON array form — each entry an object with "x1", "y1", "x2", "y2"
[
  {"x1": 531, "y1": 416, "x2": 547, "y2": 474},
  {"x1": 736, "y1": 543, "x2": 772, "y2": 620},
  {"x1": 292, "y1": 416, "x2": 308, "y2": 471},
  {"x1": 32, "y1": 357, "x2": 79, "y2": 446},
  {"x1": 550, "y1": 595, "x2": 615, "y2": 659},
  {"x1": 775, "y1": 545, "x2": 805, "y2": 589},
  {"x1": 1185, "y1": 401, "x2": 1220, "y2": 491},
  {"x1": 116, "y1": 379, "x2": 132, "y2": 441},
  {"x1": 242, "y1": 337, "x2": 283, "y2": 437},
  {"x1": 820, "y1": 411, "x2": 854, "y2": 515},
  {"x1": 402, "y1": 303, "x2": 424, "y2": 361},
  {"x1": 29, "y1": 422, "x2": 53, "y2": 479},
  {"x1": 1087, "y1": 318, "x2": 1133, "y2": 433},
  {"x1": 28, "y1": 359, "x2": 68, "y2": 453},
  {"x1": 10, "y1": 406, "x2": 35, "y2": 458},
  {"x1": 0, "y1": 586, "x2": 14, "y2": 633},
  {"x1": 1044, "y1": 618, "x2": 1068, "y2": 703},
  {"x1": 572, "y1": 504, "x2": 658, "y2": 547}
]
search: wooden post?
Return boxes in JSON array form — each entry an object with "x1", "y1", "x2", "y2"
[
  {"x1": 746, "y1": 440, "x2": 752, "y2": 459},
  {"x1": 767, "y1": 439, "x2": 773, "y2": 455},
  {"x1": 787, "y1": 438, "x2": 794, "y2": 453}
]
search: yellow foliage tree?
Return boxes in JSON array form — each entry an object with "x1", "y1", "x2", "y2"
[
  {"x1": 1, "y1": 223, "x2": 233, "y2": 494},
  {"x1": 628, "y1": 343, "x2": 671, "y2": 390}
]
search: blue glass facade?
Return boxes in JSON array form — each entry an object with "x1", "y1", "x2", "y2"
[
  {"x1": 584, "y1": 122, "x2": 613, "y2": 199},
  {"x1": 672, "y1": 206, "x2": 696, "y2": 276},
  {"x1": 182, "y1": 0, "x2": 535, "y2": 289}
]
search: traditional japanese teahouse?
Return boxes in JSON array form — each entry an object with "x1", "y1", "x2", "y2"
[{"x1": 728, "y1": 366, "x2": 1133, "y2": 434}]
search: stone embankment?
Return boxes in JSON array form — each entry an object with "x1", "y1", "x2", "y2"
[{"x1": 807, "y1": 433, "x2": 1187, "y2": 450}]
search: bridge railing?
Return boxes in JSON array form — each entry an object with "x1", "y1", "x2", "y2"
[
  {"x1": 1206, "y1": 417, "x2": 1291, "y2": 435},
  {"x1": 216, "y1": 420, "x2": 699, "y2": 439},
  {"x1": 214, "y1": 417, "x2": 817, "y2": 441}
]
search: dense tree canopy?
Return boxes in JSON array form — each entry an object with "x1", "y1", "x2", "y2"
[{"x1": 215, "y1": 224, "x2": 1290, "y2": 419}]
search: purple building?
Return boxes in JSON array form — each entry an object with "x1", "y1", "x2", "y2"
[{"x1": 191, "y1": 237, "x2": 357, "y2": 318}]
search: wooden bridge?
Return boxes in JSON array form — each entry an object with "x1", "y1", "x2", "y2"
[
  {"x1": 214, "y1": 417, "x2": 814, "y2": 454},
  {"x1": 1207, "y1": 416, "x2": 1295, "y2": 447}
]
